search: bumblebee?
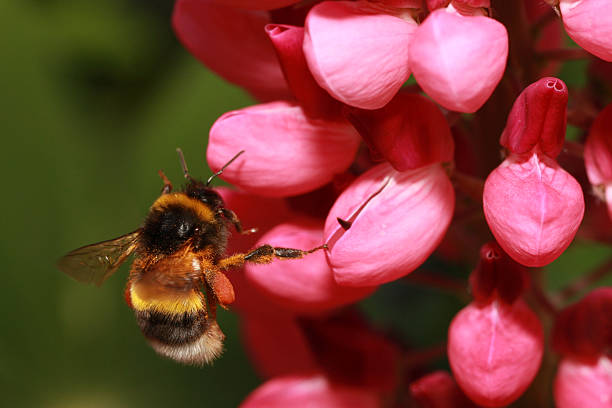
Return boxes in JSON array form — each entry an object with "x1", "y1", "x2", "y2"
[{"x1": 58, "y1": 150, "x2": 325, "y2": 365}]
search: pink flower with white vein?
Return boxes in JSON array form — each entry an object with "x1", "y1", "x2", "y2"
[
  {"x1": 483, "y1": 77, "x2": 585, "y2": 267},
  {"x1": 560, "y1": 0, "x2": 612, "y2": 62},
  {"x1": 207, "y1": 101, "x2": 360, "y2": 197},
  {"x1": 408, "y1": 2, "x2": 508, "y2": 112},
  {"x1": 448, "y1": 242, "x2": 544, "y2": 407},
  {"x1": 303, "y1": 0, "x2": 419, "y2": 109},
  {"x1": 585, "y1": 103, "x2": 612, "y2": 220}
]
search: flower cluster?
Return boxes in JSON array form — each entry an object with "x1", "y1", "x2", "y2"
[{"x1": 172, "y1": 0, "x2": 612, "y2": 406}]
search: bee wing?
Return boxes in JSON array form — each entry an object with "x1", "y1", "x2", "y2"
[{"x1": 57, "y1": 230, "x2": 141, "y2": 286}]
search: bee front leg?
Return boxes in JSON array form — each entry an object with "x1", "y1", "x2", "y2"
[{"x1": 218, "y1": 244, "x2": 327, "y2": 270}]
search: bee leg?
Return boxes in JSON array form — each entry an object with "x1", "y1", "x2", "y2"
[
  {"x1": 219, "y1": 208, "x2": 257, "y2": 235},
  {"x1": 218, "y1": 244, "x2": 327, "y2": 270},
  {"x1": 204, "y1": 270, "x2": 235, "y2": 307},
  {"x1": 158, "y1": 170, "x2": 173, "y2": 194},
  {"x1": 205, "y1": 285, "x2": 218, "y2": 320}
]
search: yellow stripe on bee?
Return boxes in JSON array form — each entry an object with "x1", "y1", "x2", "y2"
[
  {"x1": 130, "y1": 284, "x2": 204, "y2": 315},
  {"x1": 151, "y1": 193, "x2": 215, "y2": 222}
]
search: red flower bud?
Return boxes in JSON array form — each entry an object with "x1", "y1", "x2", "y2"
[{"x1": 344, "y1": 92, "x2": 454, "y2": 171}]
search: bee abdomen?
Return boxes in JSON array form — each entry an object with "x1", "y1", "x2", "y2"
[{"x1": 136, "y1": 309, "x2": 207, "y2": 345}]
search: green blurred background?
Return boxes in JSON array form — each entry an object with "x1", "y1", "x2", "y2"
[
  {"x1": 1, "y1": 1, "x2": 260, "y2": 406},
  {"x1": 2, "y1": 1, "x2": 612, "y2": 407}
]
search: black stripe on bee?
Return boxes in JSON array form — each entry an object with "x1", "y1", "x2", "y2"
[{"x1": 136, "y1": 309, "x2": 208, "y2": 346}]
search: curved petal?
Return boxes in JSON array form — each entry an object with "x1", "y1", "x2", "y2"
[
  {"x1": 344, "y1": 92, "x2": 454, "y2": 171},
  {"x1": 483, "y1": 154, "x2": 584, "y2": 267},
  {"x1": 409, "y1": 371, "x2": 476, "y2": 408},
  {"x1": 203, "y1": 0, "x2": 301, "y2": 10},
  {"x1": 304, "y1": 1, "x2": 417, "y2": 109},
  {"x1": 241, "y1": 374, "x2": 381, "y2": 408},
  {"x1": 409, "y1": 8, "x2": 508, "y2": 113},
  {"x1": 266, "y1": 24, "x2": 342, "y2": 119},
  {"x1": 240, "y1": 314, "x2": 320, "y2": 379},
  {"x1": 172, "y1": 0, "x2": 290, "y2": 101},
  {"x1": 208, "y1": 101, "x2": 360, "y2": 197},
  {"x1": 324, "y1": 163, "x2": 455, "y2": 286},
  {"x1": 554, "y1": 357, "x2": 612, "y2": 408},
  {"x1": 500, "y1": 77, "x2": 568, "y2": 159},
  {"x1": 561, "y1": 0, "x2": 612, "y2": 62},
  {"x1": 245, "y1": 217, "x2": 375, "y2": 314},
  {"x1": 585, "y1": 103, "x2": 612, "y2": 186},
  {"x1": 448, "y1": 299, "x2": 544, "y2": 407}
]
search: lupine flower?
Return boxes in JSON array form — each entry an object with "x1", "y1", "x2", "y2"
[
  {"x1": 409, "y1": 2, "x2": 508, "y2": 112},
  {"x1": 560, "y1": 0, "x2": 612, "y2": 62},
  {"x1": 240, "y1": 373, "x2": 381, "y2": 408},
  {"x1": 483, "y1": 77, "x2": 585, "y2": 267},
  {"x1": 409, "y1": 371, "x2": 477, "y2": 408},
  {"x1": 303, "y1": 0, "x2": 419, "y2": 109},
  {"x1": 172, "y1": 0, "x2": 290, "y2": 101},
  {"x1": 585, "y1": 102, "x2": 612, "y2": 220},
  {"x1": 207, "y1": 101, "x2": 360, "y2": 197},
  {"x1": 323, "y1": 92, "x2": 455, "y2": 286},
  {"x1": 448, "y1": 242, "x2": 544, "y2": 407},
  {"x1": 169, "y1": 1, "x2": 612, "y2": 406},
  {"x1": 552, "y1": 287, "x2": 612, "y2": 408},
  {"x1": 245, "y1": 216, "x2": 375, "y2": 314}
]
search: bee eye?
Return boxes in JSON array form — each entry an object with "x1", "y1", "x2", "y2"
[{"x1": 177, "y1": 222, "x2": 192, "y2": 237}]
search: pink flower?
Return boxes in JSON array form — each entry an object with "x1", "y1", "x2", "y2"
[
  {"x1": 266, "y1": 24, "x2": 342, "y2": 119},
  {"x1": 585, "y1": 103, "x2": 612, "y2": 220},
  {"x1": 560, "y1": 0, "x2": 612, "y2": 62},
  {"x1": 483, "y1": 77, "x2": 585, "y2": 267},
  {"x1": 303, "y1": 1, "x2": 418, "y2": 109},
  {"x1": 199, "y1": 0, "x2": 301, "y2": 10},
  {"x1": 554, "y1": 356, "x2": 612, "y2": 408},
  {"x1": 240, "y1": 373, "x2": 381, "y2": 408},
  {"x1": 409, "y1": 371, "x2": 477, "y2": 408},
  {"x1": 344, "y1": 92, "x2": 454, "y2": 171},
  {"x1": 172, "y1": 0, "x2": 290, "y2": 101},
  {"x1": 245, "y1": 216, "x2": 375, "y2": 314},
  {"x1": 324, "y1": 162, "x2": 455, "y2": 286},
  {"x1": 552, "y1": 288, "x2": 612, "y2": 407},
  {"x1": 207, "y1": 101, "x2": 360, "y2": 197},
  {"x1": 408, "y1": 4, "x2": 508, "y2": 112},
  {"x1": 448, "y1": 242, "x2": 543, "y2": 407}
]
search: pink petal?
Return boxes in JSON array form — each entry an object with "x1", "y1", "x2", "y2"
[
  {"x1": 483, "y1": 154, "x2": 585, "y2": 267},
  {"x1": 554, "y1": 357, "x2": 612, "y2": 408},
  {"x1": 585, "y1": 103, "x2": 612, "y2": 185},
  {"x1": 324, "y1": 163, "x2": 455, "y2": 286},
  {"x1": 409, "y1": 8, "x2": 508, "y2": 113},
  {"x1": 241, "y1": 374, "x2": 381, "y2": 408},
  {"x1": 240, "y1": 314, "x2": 320, "y2": 379},
  {"x1": 500, "y1": 77, "x2": 568, "y2": 159},
  {"x1": 207, "y1": 101, "x2": 360, "y2": 197},
  {"x1": 552, "y1": 287, "x2": 612, "y2": 360},
  {"x1": 561, "y1": 0, "x2": 612, "y2": 62},
  {"x1": 266, "y1": 24, "x2": 342, "y2": 119},
  {"x1": 172, "y1": 0, "x2": 290, "y2": 101},
  {"x1": 448, "y1": 299, "x2": 544, "y2": 407},
  {"x1": 344, "y1": 92, "x2": 454, "y2": 171},
  {"x1": 304, "y1": 1, "x2": 417, "y2": 109},
  {"x1": 245, "y1": 217, "x2": 375, "y2": 314},
  {"x1": 410, "y1": 371, "x2": 477, "y2": 408},
  {"x1": 202, "y1": 0, "x2": 300, "y2": 10}
]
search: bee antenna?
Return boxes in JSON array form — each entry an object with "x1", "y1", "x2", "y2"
[
  {"x1": 206, "y1": 150, "x2": 245, "y2": 186},
  {"x1": 176, "y1": 148, "x2": 197, "y2": 183}
]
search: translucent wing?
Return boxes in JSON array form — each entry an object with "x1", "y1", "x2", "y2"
[{"x1": 57, "y1": 230, "x2": 141, "y2": 286}]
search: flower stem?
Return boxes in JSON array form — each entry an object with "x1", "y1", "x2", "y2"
[{"x1": 557, "y1": 255, "x2": 612, "y2": 301}]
